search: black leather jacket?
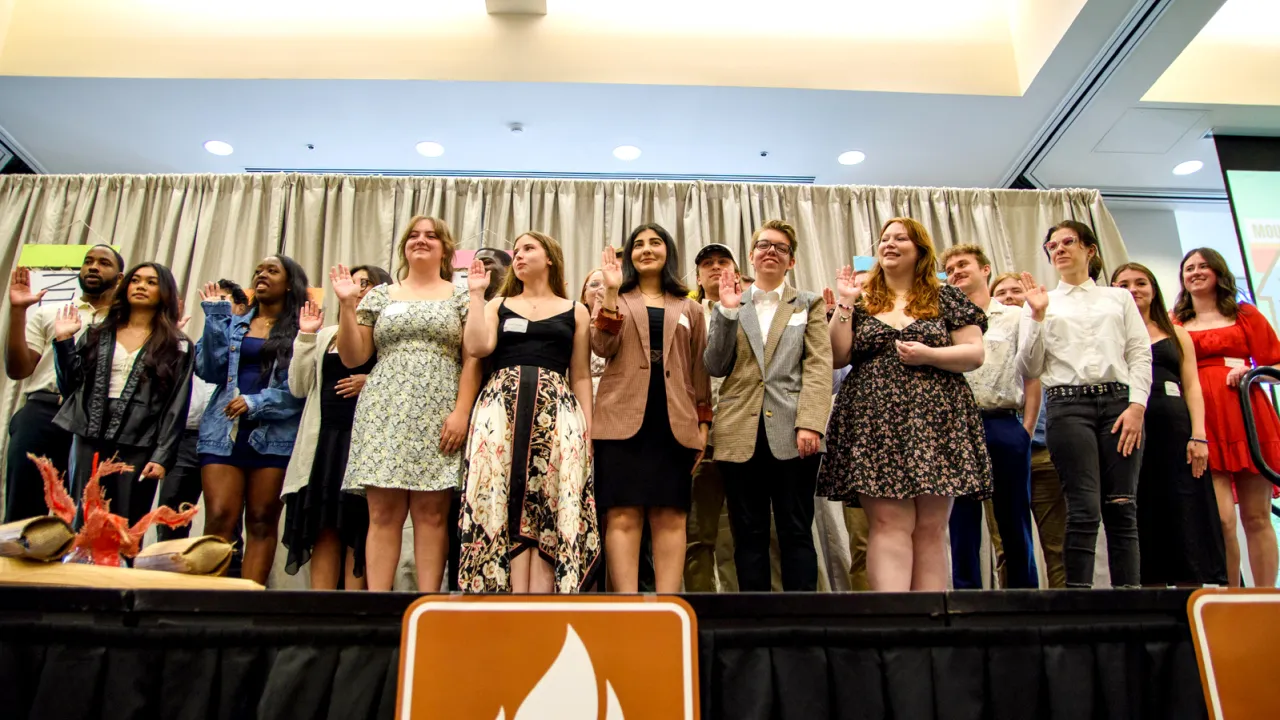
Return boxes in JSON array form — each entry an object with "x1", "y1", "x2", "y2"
[{"x1": 52, "y1": 328, "x2": 194, "y2": 471}]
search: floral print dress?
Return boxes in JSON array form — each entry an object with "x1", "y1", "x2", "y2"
[
  {"x1": 343, "y1": 284, "x2": 468, "y2": 494},
  {"x1": 818, "y1": 284, "x2": 992, "y2": 503},
  {"x1": 459, "y1": 303, "x2": 599, "y2": 593}
]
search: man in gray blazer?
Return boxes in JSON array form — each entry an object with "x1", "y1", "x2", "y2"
[{"x1": 704, "y1": 220, "x2": 833, "y2": 591}]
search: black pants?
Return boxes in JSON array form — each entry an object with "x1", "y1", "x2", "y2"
[
  {"x1": 1046, "y1": 393, "x2": 1142, "y2": 588},
  {"x1": 950, "y1": 414, "x2": 1038, "y2": 588},
  {"x1": 156, "y1": 430, "x2": 202, "y2": 541},
  {"x1": 720, "y1": 422, "x2": 819, "y2": 591},
  {"x1": 68, "y1": 435, "x2": 159, "y2": 527},
  {"x1": 4, "y1": 394, "x2": 72, "y2": 523}
]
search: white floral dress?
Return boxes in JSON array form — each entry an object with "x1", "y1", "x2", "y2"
[{"x1": 343, "y1": 284, "x2": 468, "y2": 494}]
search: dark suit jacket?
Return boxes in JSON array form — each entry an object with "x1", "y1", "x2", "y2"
[{"x1": 590, "y1": 289, "x2": 712, "y2": 450}]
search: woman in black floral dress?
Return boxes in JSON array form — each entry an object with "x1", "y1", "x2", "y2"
[{"x1": 819, "y1": 217, "x2": 991, "y2": 592}]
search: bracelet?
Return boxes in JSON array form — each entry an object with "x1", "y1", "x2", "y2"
[
  {"x1": 838, "y1": 312, "x2": 851, "y2": 323},
  {"x1": 836, "y1": 301, "x2": 855, "y2": 312},
  {"x1": 1189, "y1": 438, "x2": 1208, "y2": 445}
]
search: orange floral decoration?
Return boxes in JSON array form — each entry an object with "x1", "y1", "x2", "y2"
[{"x1": 31, "y1": 452, "x2": 198, "y2": 567}]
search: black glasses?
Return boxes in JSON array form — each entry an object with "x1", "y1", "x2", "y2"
[
  {"x1": 357, "y1": 278, "x2": 372, "y2": 289},
  {"x1": 754, "y1": 240, "x2": 792, "y2": 257}
]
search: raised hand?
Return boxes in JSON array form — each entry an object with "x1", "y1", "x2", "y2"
[
  {"x1": 176, "y1": 298, "x2": 191, "y2": 332},
  {"x1": 467, "y1": 258, "x2": 490, "y2": 296},
  {"x1": 600, "y1": 246, "x2": 623, "y2": 291},
  {"x1": 8, "y1": 268, "x2": 47, "y2": 310},
  {"x1": 298, "y1": 300, "x2": 324, "y2": 334},
  {"x1": 52, "y1": 304, "x2": 82, "y2": 341},
  {"x1": 1020, "y1": 272, "x2": 1049, "y2": 320},
  {"x1": 835, "y1": 265, "x2": 862, "y2": 304},
  {"x1": 822, "y1": 287, "x2": 837, "y2": 314},
  {"x1": 199, "y1": 281, "x2": 224, "y2": 303},
  {"x1": 330, "y1": 264, "x2": 361, "y2": 304},
  {"x1": 718, "y1": 267, "x2": 743, "y2": 309}
]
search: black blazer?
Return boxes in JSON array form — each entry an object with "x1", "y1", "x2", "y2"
[{"x1": 52, "y1": 327, "x2": 194, "y2": 471}]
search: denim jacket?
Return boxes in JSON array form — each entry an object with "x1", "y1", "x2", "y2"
[{"x1": 195, "y1": 301, "x2": 303, "y2": 456}]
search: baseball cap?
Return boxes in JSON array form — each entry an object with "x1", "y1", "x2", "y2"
[{"x1": 694, "y1": 243, "x2": 736, "y2": 266}]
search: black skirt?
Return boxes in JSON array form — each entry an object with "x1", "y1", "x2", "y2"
[
  {"x1": 281, "y1": 421, "x2": 369, "y2": 577},
  {"x1": 594, "y1": 359, "x2": 696, "y2": 511}
]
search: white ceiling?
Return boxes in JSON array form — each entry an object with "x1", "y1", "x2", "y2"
[{"x1": 0, "y1": 0, "x2": 1275, "y2": 198}]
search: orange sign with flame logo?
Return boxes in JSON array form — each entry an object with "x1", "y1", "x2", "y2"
[
  {"x1": 1188, "y1": 588, "x2": 1280, "y2": 720},
  {"x1": 397, "y1": 595, "x2": 699, "y2": 720}
]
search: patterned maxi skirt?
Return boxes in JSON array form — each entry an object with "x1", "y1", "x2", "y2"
[{"x1": 459, "y1": 365, "x2": 600, "y2": 593}]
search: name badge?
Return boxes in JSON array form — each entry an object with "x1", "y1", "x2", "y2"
[
  {"x1": 1225, "y1": 357, "x2": 1247, "y2": 369},
  {"x1": 383, "y1": 302, "x2": 408, "y2": 317},
  {"x1": 787, "y1": 312, "x2": 807, "y2": 327},
  {"x1": 178, "y1": 339, "x2": 189, "y2": 353},
  {"x1": 678, "y1": 314, "x2": 690, "y2": 330},
  {"x1": 1165, "y1": 381, "x2": 1181, "y2": 397},
  {"x1": 504, "y1": 318, "x2": 529, "y2": 334}
]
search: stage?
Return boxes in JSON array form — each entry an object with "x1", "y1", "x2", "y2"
[{"x1": 0, "y1": 588, "x2": 1208, "y2": 719}]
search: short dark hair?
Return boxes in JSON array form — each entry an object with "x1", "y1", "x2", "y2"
[
  {"x1": 350, "y1": 265, "x2": 394, "y2": 289},
  {"x1": 1044, "y1": 220, "x2": 1103, "y2": 280},
  {"x1": 216, "y1": 279, "x2": 248, "y2": 306},
  {"x1": 88, "y1": 244, "x2": 125, "y2": 272},
  {"x1": 619, "y1": 223, "x2": 688, "y2": 298},
  {"x1": 475, "y1": 247, "x2": 512, "y2": 266}
]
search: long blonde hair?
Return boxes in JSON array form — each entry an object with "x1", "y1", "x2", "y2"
[
  {"x1": 862, "y1": 217, "x2": 941, "y2": 320},
  {"x1": 396, "y1": 215, "x2": 456, "y2": 282},
  {"x1": 499, "y1": 231, "x2": 568, "y2": 299}
]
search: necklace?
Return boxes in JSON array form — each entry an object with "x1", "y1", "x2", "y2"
[{"x1": 641, "y1": 290, "x2": 664, "y2": 300}]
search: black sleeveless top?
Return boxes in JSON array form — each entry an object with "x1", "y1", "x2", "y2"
[
  {"x1": 1151, "y1": 337, "x2": 1181, "y2": 388},
  {"x1": 489, "y1": 302, "x2": 577, "y2": 376}
]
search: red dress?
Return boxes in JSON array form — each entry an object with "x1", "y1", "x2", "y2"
[{"x1": 1179, "y1": 304, "x2": 1280, "y2": 497}]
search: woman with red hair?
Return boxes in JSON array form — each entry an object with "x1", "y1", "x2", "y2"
[{"x1": 819, "y1": 217, "x2": 990, "y2": 592}]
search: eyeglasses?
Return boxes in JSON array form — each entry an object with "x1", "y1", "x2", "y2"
[
  {"x1": 754, "y1": 240, "x2": 793, "y2": 257},
  {"x1": 1043, "y1": 236, "x2": 1079, "y2": 254},
  {"x1": 357, "y1": 278, "x2": 372, "y2": 289}
]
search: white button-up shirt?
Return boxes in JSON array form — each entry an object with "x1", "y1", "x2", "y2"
[
  {"x1": 1016, "y1": 278, "x2": 1152, "y2": 407},
  {"x1": 965, "y1": 299, "x2": 1024, "y2": 411},
  {"x1": 716, "y1": 282, "x2": 787, "y2": 332},
  {"x1": 23, "y1": 298, "x2": 108, "y2": 395}
]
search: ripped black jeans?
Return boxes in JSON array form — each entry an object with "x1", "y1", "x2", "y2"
[{"x1": 1045, "y1": 393, "x2": 1142, "y2": 588}]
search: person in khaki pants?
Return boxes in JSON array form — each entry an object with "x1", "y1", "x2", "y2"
[{"x1": 684, "y1": 242, "x2": 740, "y2": 592}]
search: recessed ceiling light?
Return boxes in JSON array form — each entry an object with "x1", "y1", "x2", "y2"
[
  {"x1": 838, "y1": 150, "x2": 866, "y2": 166},
  {"x1": 203, "y1": 140, "x2": 234, "y2": 156},
  {"x1": 1173, "y1": 160, "x2": 1204, "y2": 176},
  {"x1": 415, "y1": 141, "x2": 445, "y2": 157},
  {"x1": 613, "y1": 145, "x2": 642, "y2": 161}
]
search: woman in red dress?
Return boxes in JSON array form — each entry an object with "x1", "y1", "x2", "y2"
[{"x1": 1174, "y1": 247, "x2": 1280, "y2": 587}]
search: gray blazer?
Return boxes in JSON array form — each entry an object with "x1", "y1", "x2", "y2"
[{"x1": 703, "y1": 285, "x2": 833, "y2": 464}]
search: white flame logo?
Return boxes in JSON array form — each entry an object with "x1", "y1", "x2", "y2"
[{"x1": 494, "y1": 625, "x2": 625, "y2": 720}]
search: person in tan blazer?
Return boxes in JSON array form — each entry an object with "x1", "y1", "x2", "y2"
[
  {"x1": 704, "y1": 219, "x2": 833, "y2": 591},
  {"x1": 592, "y1": 223, "x2": 713, "y2": 593}
]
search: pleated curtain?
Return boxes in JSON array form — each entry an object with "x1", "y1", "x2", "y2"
[{"x1": 0, "y1": 173, "x2": 1126, "y2": 590}]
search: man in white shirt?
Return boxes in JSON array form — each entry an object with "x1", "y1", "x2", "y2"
[
  {"x1": 3, "y1": 245, "x2": 123, "y2": 522},
  {"x1": 1016, "y1": 220, "x2": 1151, "y2": 588},
  {"x1": 943, "y1": 244, "x2": 1042, "y2": 588}
]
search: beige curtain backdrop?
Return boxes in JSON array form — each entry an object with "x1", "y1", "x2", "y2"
[{"x1": 0, "y1": 173, "x2": 1125, "y2": 589}]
